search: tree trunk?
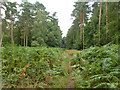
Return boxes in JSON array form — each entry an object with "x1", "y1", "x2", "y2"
[
  {"x1": 26, "y1": 32, "x2": 27, "y2": 47},
  {"x1": 80, "y1": 13, "x2": 82, "y2": 41},
  {"x1": 0, "y1": 2, "x2": 1, "y2": 44},
  {"x1": 106, "y1": 2, "x2": 108, "y2": 44},
  {"x1": 24, "y1": 30, "x2": 25, "y2": 47},
  {"x1": 76, "y1": 28, "x2": 78, "y2": 38},
  {"x1": 83, "y1": 13, "x2": 85, "y2": 49},
  {"x1": 0, "y1": 2, "x2": 2, "y2": 89},
  {"x1": 21, "y1": 39, "x2": 22, "y2": 46},
  {"x1": 99, "y1": 2, "x2": 102, "y2": 47},
  {"x1": 11, "y1": 20, "x2": 14, "y2": 43}
]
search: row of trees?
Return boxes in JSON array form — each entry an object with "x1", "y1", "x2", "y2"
[
  {"x1": 0, "y1": 1, "x2": 2, "y2": 47},
  {"x1": 2, "y1": 0, "x2": 62, "y2": 47},
  {"x1": 65, "y1": 1, "x2": 119, "y2": 50}
]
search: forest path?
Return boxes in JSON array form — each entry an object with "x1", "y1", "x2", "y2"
[{"x1": 62, "y1": 50, "x2": 80, "y2": 88}]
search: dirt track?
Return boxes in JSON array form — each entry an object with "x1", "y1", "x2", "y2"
[{"x1": 63, "y1": 50, "x2": 80, "y2": 88}]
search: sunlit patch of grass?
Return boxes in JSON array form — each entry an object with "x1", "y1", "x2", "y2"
[{"x1": 52, "y1": 75, "x2": 69, "y2": 88}]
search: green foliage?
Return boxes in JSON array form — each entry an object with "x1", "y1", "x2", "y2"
[
  {"x1": 31, "y1": 41, "x2": 40, "y2": 47},
  {"x1": 65, "y1": 2, "x2": 119, "y2": 50},
  {"x1": 71, "y1": 44, "x2": 119, "y2": 88},
  {"x1": 1, "y1": 1, "x2": 119, "y2": 89},
  {"x1": 2, "y1": 1, "x2": 62, "y2": 48},
  {"x1": 31, "y1": 10, "x2": 48, "y2": 46},
  {"x1": 2, "y1": 44, "x2": 119, "y2": 88},
  {"x1": 46, "y1": 12, "x2": 62, "y2": 47},
  {"x1": 2, "y1": 45, "x2": 64, "y2": 88}
]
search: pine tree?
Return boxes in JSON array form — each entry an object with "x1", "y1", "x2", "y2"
[
  {"x1": 0, "y1": 1, "x2": 2, "y2": 47},
  {"x1": 106, "y1": 2, "x2": 108, "y2": 44},
  {"x1": 99, "y1": 2, "x2": 102, "y2": 46}
]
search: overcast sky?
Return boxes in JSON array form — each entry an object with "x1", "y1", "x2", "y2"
[{"x1": 7, "y1": 0, "x2": 78, "y2": 37}]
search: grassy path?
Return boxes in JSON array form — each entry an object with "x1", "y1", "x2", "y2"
[{"x1": 62, "y1": 50, "x2": 80, "y2": 88}]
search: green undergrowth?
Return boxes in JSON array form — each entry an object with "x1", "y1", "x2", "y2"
[
  {"x1": 2, "y1": 44, "x2": 70, "y2": 88},
  {"x1": 71, "y1": 44, "x2": 119, "y2": 88},
  {"x1": 2, "y1": 44, "x2": 119, "y2": 88}
]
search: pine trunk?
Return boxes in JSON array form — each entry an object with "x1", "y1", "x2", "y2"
[
  {"x1": 0, "y1": 2, "x2": 2, "y2": 47},
  {"x1": 76, "y1": 29, "x2": 78, "y2": 38},
  {"x1": 0, "y1": 2, "x2": 2, "y2": 88},
  {"x1": 106, "y1": 2, "x2": 108, "y2": 44},
  {"x1": 26, "y1": 32, "x2": 27, "y2": 47},
  {"x1": 99, "y1": 2, "x2": 102, "y2": 47},
  {"x1": 24, "y1": 31, "x2": 25, "y2": 47},
  {"x1": 21, "y1": 39, "x2": 22, "y2": 46},
  {"x1": 11, "y1": 20, "x2": 14, "y2": 43},
  {"x1": 80, "y1": 13, "x2": 82, "y2": 41},
  {"x1": 83, "y1": 13, "x2": 85, "y2": 49}
]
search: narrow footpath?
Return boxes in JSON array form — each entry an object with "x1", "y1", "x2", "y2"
[{"x1": 63, "y1": 50, "x2": 80, "y2": 88}]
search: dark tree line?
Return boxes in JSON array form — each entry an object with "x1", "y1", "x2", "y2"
[
  {"x1": 1, "y1": 0, "x2": 62, "y2": 47},
  {"x1": 65, "y1": 2, "x2": 119, "y2": 50},
  {"x1": 1, "y1": 1, "x2": 119, "y2": 49}
]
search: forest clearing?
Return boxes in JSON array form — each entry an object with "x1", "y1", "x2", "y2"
[{"x1": 0, "y1": 0, "x2": 119, "y2": 89}]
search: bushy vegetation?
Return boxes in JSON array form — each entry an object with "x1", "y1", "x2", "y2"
[
  {"x1": 2, "y1": 45, "x2": 66, "y2": 88},
  {"x1": 71, "y1": 44, "x2": 119, "y2": 88},
  {"x1": 2, "y1": 44, "x2": 119, "y2": 88},
  {"x1": 1, "y1": 1, "x2": 119, "y2": 89}
]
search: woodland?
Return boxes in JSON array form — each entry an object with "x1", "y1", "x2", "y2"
[{"x1": 0, "y1": 0, "x2": 119, "y2": 88}]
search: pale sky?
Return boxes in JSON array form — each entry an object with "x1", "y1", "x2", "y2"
[
  {"x1": 37, "y1": 0, "x2": 77, "y2": 37},
  {"x1": 7, "y1": 0, "x2": 77, "y2": 37}
]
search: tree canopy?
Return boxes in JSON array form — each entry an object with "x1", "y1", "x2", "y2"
[
  {"x1": 65, "y1": 2, "x2": 119, "y2": 50},
  {"x1": 2, "y1": 1, "x2": 62, "y2": 47}
]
